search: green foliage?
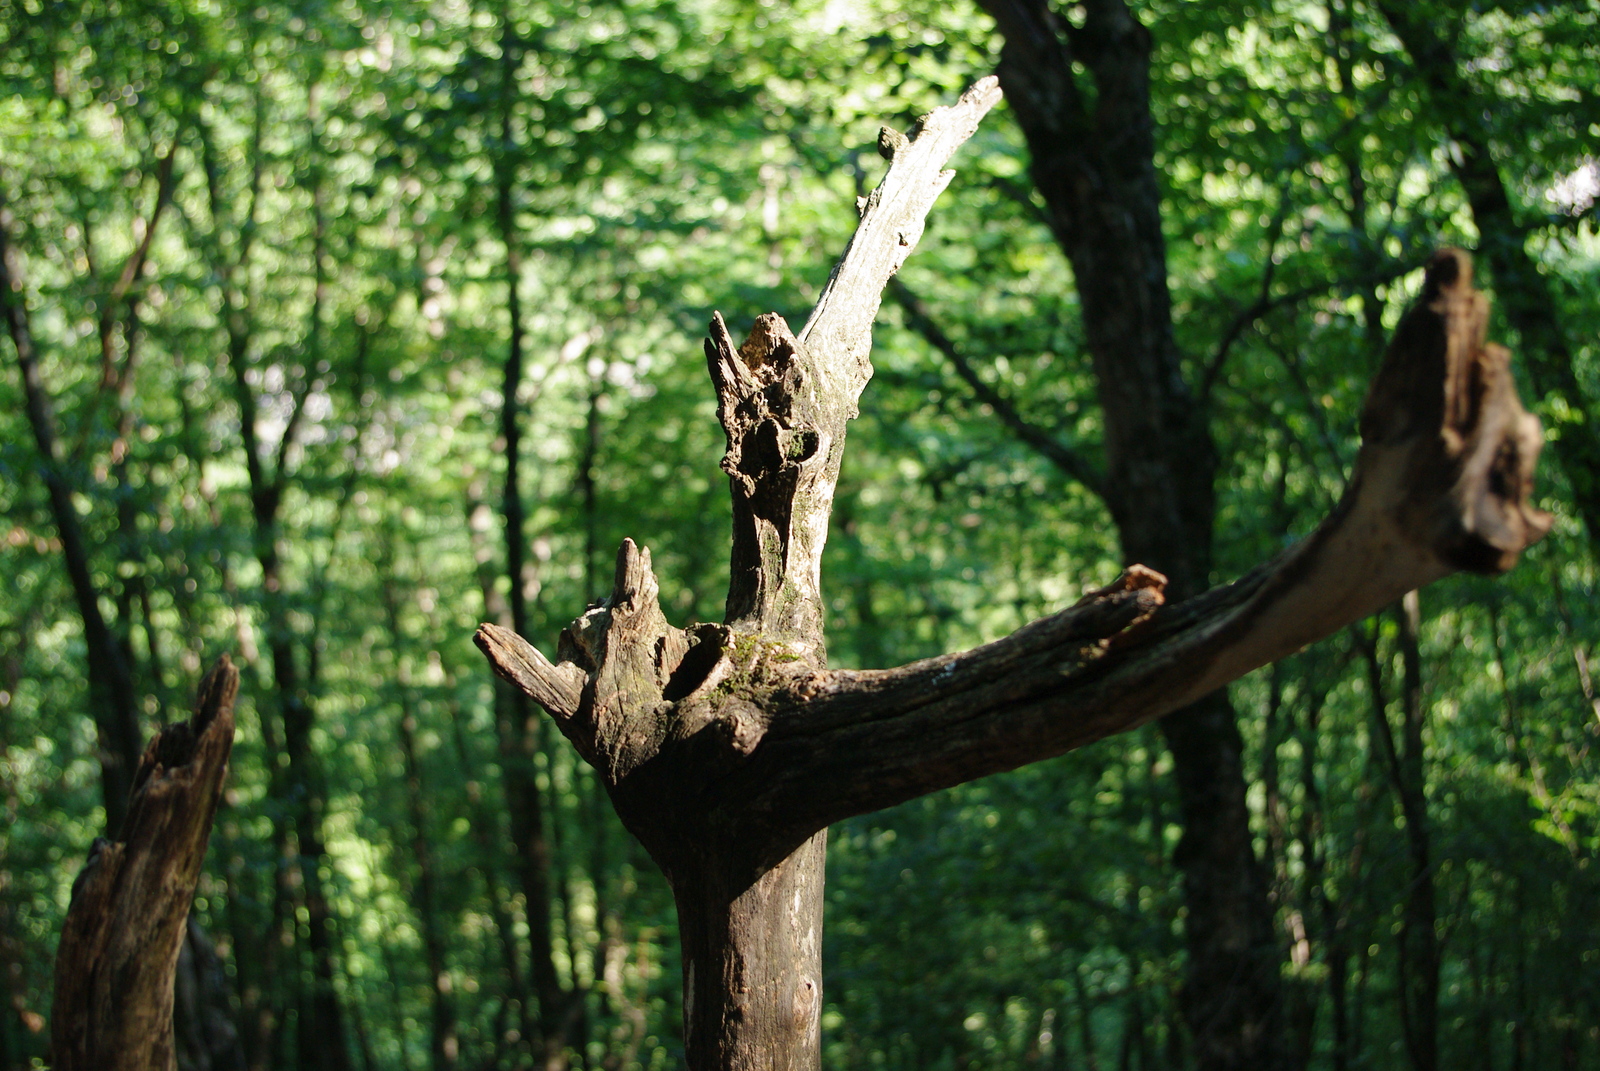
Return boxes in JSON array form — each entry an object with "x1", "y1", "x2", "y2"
[{"x1": 1, "y1": 0, "x2": 1596, "y2": 1067}]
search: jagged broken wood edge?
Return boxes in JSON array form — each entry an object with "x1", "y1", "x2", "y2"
[
  {"x1": 705, "y1": 76, "x2": 1004, "y2": 645},
  {"x1": 51, "y1": 656, "x2": 239, "y2": 1071},
  {"x1": 486, "y1": 249, "x2": 1550, "y2": 869}
]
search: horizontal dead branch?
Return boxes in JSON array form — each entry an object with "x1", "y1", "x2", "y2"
[
  {"x1": 481, "y1": 245, "x2": 1548, "y2": 877},
  {"x1": 476, "y1": 623, "x2": 584, "y2": 720}
]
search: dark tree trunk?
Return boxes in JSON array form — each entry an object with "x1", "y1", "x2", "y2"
[
  {"x1": 1297, "y1": 682, "x2": 1347, "y2": 1071},
  {"x1": 173, "y1": 918, "x2": 247, "y2": 1071},
  {"x1": 971, "y1": 2, "x2": 1286, "y2": 1065},
  {"x1": 466, "y1": 502, "x2": 535, "y2": 1050},
  {"x1": 50, "y1": 659, "x2": 238, "y2": 1071},
  {"x1": 379, "y1": 557, "x2": 461, "y2": 1071},
  {"x1": 1358, "y1": 596, "x2": 1438, "y2": 1071},
  {"x1": 491, "y1": 15, "x2": 570, "y2": 1054},
  {"x1": 398, "y1": 713, "x2": 460, "y2": 1071},
  {"x1": 1160, "y1": 696, "x2": 1286, "y2": 1070},
  {"x1": 1392, "y1": 594, "x2": 1439, "y2": 1071}
]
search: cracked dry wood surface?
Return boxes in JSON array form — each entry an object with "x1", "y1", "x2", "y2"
[
  {"x1": 704, "y1": 76, "x2": 1005, "y2": 652},
  {"x1": 51, "y1": 657, "x2": 238, "y2": 1071},
  {"x1": 798, "y1": 75, "x2": 1005, "y2": 391},
  {"x1": 715, "y1": 249, "x2": 1549, "y2": 853},
  {"x1": 478, "y1": 77, "x2": 1008, "y2": 809}
]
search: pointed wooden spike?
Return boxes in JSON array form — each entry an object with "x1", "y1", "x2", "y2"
[{"x1": 612, "y1": 538, "x2": 650, "y2": 605}]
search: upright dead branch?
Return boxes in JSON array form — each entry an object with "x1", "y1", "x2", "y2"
[{"x1": 51, "y1": 657, "x2": 238, "y2": 1071}]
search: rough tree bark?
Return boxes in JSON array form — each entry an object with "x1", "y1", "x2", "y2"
[
  {"x1": 476, "y1": 80, "x2": 1548, "y2": 1071},
  {"x1": 50, "y1": 657, "x2": 238, "y2": 1071}
]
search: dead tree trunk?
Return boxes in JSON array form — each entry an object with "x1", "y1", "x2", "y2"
[
  {"x1": 476, "y1": 80, "x2": 1548, "y2": 1071},
  {"x1": 50, "y1": 657, "x2": 238, "y2": 1071}
]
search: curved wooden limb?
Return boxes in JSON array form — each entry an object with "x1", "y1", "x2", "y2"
[
  {"x1": 479, "y1": 175, "x2": 1547, "y2": 879},
  {"x1": 50, "y1": 656, "x2": 239, "y2": 1071},
  {"x1": 798, "y1": 75, "x2": 1004, "y2": 387},
  {"x1": 475, "y1": 623, "x2": 584, "y2": 721}
]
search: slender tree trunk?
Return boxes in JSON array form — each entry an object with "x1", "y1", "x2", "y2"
[
  {"x1": 1357, "y1": 599, "x2": 1438, "y2": 1071},
  {"x1": 467, "y1": 491, "x2": 534, "y2": 1052},
  {"x1": 101, "y1": 142, "x2": 181, "y2": 740},
  {"x1": 1071, "y1": 970, "x2": 1101, "y2": 1071},
  {"x1": 1510, "y1": 878, "x2": 1527, "y2": 1071},
  {"x1": 1262, "y1": 667, "x2": 1316, "y2": 1071},
  {"x1": 1296, "y1": 682, "x2": 1344, "y2": 1071},
  {"x1": 197, "y1": 75, "x2": 298, "y2": 1071},
  {"x1": 207, "y1": 70, "x2": 350, "y2": 1071},
  {"x1": 0, "y1": 190, "x2": 143, "y2": 834},
  {"x1": 1326, "y1": 0, "x2": 1388, "y2": 363},
  {"x1": 379, "y1": 557, "x2": 460, "y2": 1071},
  {"x1": 281, "y1": 86, "x2": 350, "y2": 1071},
  {"x1": 491, "y1": 13, "x2": 568, "y2": 1058},
  {"x1": 1392, "y1": 594, "x2": 1438, "y2": 1071}
]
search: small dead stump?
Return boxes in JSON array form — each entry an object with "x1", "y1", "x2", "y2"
[{"x1": 50, "y1": 656, "x2": 238, "y2": 1071}]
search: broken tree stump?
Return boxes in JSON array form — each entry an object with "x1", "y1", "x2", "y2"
[{"x1": 50, "y1": 656, "x2": 238, "y2": 1071}]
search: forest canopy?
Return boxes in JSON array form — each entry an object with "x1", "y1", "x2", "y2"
[{"x1": 1, "y1": 0, "x2": 1597, "y2": 1069}]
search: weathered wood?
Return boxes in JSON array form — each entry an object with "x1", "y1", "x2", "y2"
[
  {"x1": 476, "y1": 76, "x2": 1547, "y2": 1071},
  {"x1": 709, "y1": 75, "x2": 1005, "y2": 654},
  {"x1": 50, "y1": 656, "x2": 238, "y2": 1071}
]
